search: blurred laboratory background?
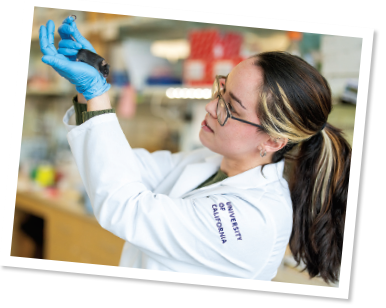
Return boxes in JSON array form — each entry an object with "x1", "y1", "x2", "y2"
[{"x1": 12, "y1": 6, "x2": 360, "y2": 287}]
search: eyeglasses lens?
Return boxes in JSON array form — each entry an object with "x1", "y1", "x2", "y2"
[
  {"x1": 217, "y1": 99, "x2": 227, "y2": 125},
  {"x1": 213, "y1": 77, "x2": 228, "y2": 126},
  {"x1": 213, "y1": 78, "x2": 225, "y2": 126}
]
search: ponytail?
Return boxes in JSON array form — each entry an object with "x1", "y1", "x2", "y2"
[
  {"x1": 287, "y1": 123, "x2": 351, "y2": 284},
  {"x1": 252, "y1": 51, "x2": 352, "y2": 284}
]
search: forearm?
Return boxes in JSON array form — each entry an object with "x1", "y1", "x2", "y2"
[
  {"x1": 78, "y1": 92, "x2": 112, "y2": 111},
  {"x1": 87, "y1": 91, "x2": 112, "y2": 112}
]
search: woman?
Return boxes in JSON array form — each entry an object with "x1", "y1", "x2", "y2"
[{"x1": 39, "y1": 17, "x2": 351, "y2": 284}]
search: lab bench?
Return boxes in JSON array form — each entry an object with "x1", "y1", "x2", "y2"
[{"x1": 11, "y1": 189, "x2": 125, "y2": 266}]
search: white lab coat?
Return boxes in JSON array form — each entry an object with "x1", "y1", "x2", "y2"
[{"x1": 63, "y1": 106, "x2": 293, "y2": 280}]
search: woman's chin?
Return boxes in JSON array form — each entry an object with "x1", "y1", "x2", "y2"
[{"x1": 199, "y1": 132, "x2": 217, "y2": 153}]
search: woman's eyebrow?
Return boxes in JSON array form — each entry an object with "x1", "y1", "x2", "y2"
[
  {"x1": 224, "y1": 76, "x2": 247, "y2": 110},
  {"x1": 229, "y1": 92, "x2": 246, "y2": 110}
]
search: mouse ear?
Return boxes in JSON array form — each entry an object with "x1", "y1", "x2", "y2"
[{"x1": 101, "y1": 59, "x2": 107, "y2": 66}]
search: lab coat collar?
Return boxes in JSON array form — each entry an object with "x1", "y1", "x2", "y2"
[
  {"x1": 184, "y1": 159, "x2": 284, "y2": 199},
  {"x1": 175, "y1": 156, "x2": 285, "y2": 199},
  {"x1": 221, "y1": 159, "x2": 285, "y2": 189},
  {"x1": 168, "y1": 154, "x2": 222, "y2": 198}
]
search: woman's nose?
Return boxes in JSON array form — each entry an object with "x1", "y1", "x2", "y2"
[{"x1": 205, "y1": 98, "x2": 218, "y2": 118}]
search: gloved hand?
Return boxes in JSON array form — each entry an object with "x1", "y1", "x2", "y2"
[
  {"x1": 39, "y1": 20, "x2": 110, "y2": 101},
  {"x1": 57, "y1": 16, "x2": 96, "y2": 61}
]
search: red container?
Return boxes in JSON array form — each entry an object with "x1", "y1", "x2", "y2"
[
  {"x1": 184, "y1": 29, "x2": 244, "y2": 86},
  {"x1": 222, "y1": 32, "x2": 243, "y2": 59},
  {"x1": 188, "y1": 30, "x2": 220, "y2": 59},
  {"x1": 188, "y1": 29, "x2": 243, "y2": 60}
]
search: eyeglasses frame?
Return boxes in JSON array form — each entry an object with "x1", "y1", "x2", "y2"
[{"x1": 213, "y1": 75, "x2": 265, "y2": 130}]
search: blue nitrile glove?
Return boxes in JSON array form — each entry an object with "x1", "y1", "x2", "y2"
[
  {"x1": 57, "y1": 16, "x2": 96, "y2": 61},
  {"x1": 39, "y1": 20, "x2": 110, "y2": 100}
]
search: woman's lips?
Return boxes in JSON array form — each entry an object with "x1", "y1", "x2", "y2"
[{"x1": 201, "y1": 120, "x2": 214, "y2": 133}]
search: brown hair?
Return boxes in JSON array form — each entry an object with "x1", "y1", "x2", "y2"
[{"x1": 253, "y1": 51, "x2": 351, "y2": 284}]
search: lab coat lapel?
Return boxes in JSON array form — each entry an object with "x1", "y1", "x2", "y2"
[
  {"x1": 168, "y1": 155, "x2": 222, "y2": 198},
  {"x1": 181, "y1": 159, "x2": 286, "y2": 199},
  {"x1": 221, "y1": 159, "x2": 285, "y2": 189}
]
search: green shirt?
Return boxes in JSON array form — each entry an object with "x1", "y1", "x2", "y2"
[
  {"x1": 195, "y1": 169, "x2": 228, "y2": 189},
  {"x1": 72, "y1": 95, "x2": 228, "y2": 188}
]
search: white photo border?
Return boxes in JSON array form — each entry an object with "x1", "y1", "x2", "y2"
[{"x1": 0, "y1": 0, "x2": 374, "y2": 300}]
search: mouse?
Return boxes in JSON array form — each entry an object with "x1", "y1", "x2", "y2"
[
  {"x1": 67, "y1": 15, "x2": 110, "y2": 78},
  {"x1": 76, "y1": 49, "x2": 110, "y2": 78}
]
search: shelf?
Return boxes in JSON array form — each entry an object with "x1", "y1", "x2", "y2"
[
  {"x1": 26, "y1": 88, "x2": 74, "y2": 96},
  {"x1": 31, "y1": 16, "x2": 159, "y2": 42}
]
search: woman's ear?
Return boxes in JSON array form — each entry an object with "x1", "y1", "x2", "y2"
[{"x1": 264, "y1": 137, "x2": 288, "y2": 154}]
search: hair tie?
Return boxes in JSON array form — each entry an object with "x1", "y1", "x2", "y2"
[{"x1": 318, "y1": 122, "x2": 327, "y2": 134}]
